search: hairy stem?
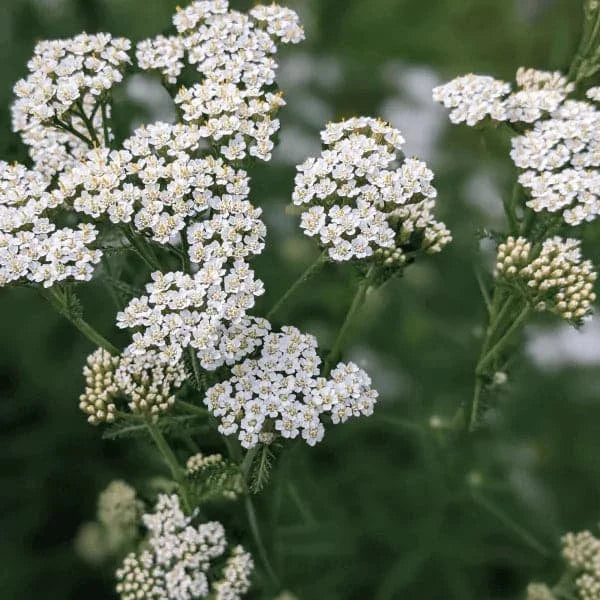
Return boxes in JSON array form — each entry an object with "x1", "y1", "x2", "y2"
[
  {"x1": 471, "y1": 490, "x2": 550, "y2": 557},
  {"x1": 43, "y1": 287, "x2": 119, "y2": 355},
  {"x1": 266, "y1": 250, "x2": 328, "y2": 320},
  {"x1": 475, "y1": 305, "x2": 530, "y2": 376},
  {"x1": 146, "y1": 421, "x2": 192, "y2": 513}
]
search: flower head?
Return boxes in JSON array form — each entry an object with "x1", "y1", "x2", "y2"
[
  {"x1": 58, "y1": 122, "x2": 266, "y2": 263},
  {"x1": 13, "y1": 33, "x2": 130, "y2": 123},
  {"x1": 0, "y1": 161, "x2": 101, "y2": 288},
  {"x1": 292, "y1": 117, "x2": 450, "y2": 266},
  {"x1": 116, "y1": 266, "x2": 266, "y2": 370},
  {"x1": 433, "y1": 68, "x2": 573, "y2": 126},
  {"x1": 204, "y1": 324, "x2": 378, "y2": 448},
  {"x1": 115, "y1": 494, "x2": 253, "y2": 600},
  {"x1": 137, "y1": 1, "x2": 304, "y2": 161}
]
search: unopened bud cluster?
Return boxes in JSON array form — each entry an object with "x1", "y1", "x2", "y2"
[
  {"x1": 75, "y1": 480, "x2": 142, "y2": 565},
  {"x1": 186, "y1": 452, "x2": 224, "y2": 474},
  {"x1": 293, "y1": 117, "x2": 451, "y2": 265},
  {"x1": 495, "y1": 236, "x2": 597, "y2": 323},
  {"x1": 79, "y1": 347, "x2": 187, "y2": 424},
  {"x1": 79, "y1": 348, "x2": 120, "y2": 424},
  {"x1": 562, "y1": 530, "x2": 600, "y2": 600}
]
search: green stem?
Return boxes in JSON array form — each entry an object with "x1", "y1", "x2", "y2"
[
  {"x1": 241, "y1": 445, "x2": 259, "y2": 480},
  {"x1": 122, "y1": 227, "x2": 161, "y2": 270},
  {"x1": 43, "y1": 288, "x2": 119, "y2": 355},
  {"x1": 176, "y1": 399, "x2": 208, "y2": 417},
  {"x1": 471, "y1": 490, "x2": 550, "y2": 557},
  {"x1": 100, "y1": 101, "x2": 111, "y2": 147},
  {"x1": 73, "y1": 101, "x2": 100, "y2": 146},
  {"x1": 146, "y1": 421, "x2": 192, "y2": 513},
  {"x1": 51, "y1": 117, "x2": 94, "y2": 148},
  {"x1": 266, "y1": 250, "x2": 328, "y2": 321},
  {"x1": 475, "y1": 305, "x2": 530, "y2": 377},
  {"x1": 324, "y1": 266, "x2": 374, "y2": 374},
  {"x1": 469, "y1": 377, "x2": 485, "y2": 432},
  {"x1": 503, "y1": 182, "x2": 520, "y2": 235},
  {"x1": 245, "y1": 496, "x2": 279, "y2": 586}
]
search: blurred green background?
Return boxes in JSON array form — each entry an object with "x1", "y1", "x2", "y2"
[{"x1": 2, "y1": 0, "x2": 600, "y2": 598}]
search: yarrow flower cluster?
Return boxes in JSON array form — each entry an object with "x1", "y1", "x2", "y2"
[
  {"x1": 435, "y1": 67, "x2": 600, "y2": 227},
  {"x1": 561, "y1": 530, "x2": 600, "y2": 600},
  {"x1": 511, "y1": 98, "x2": 600, "y2": 225},
  {"x1": 115, "y1": 494, "x2": 253, "y2": 600},
  {"x1": 293, "y1": 117, "x2": 451, "y2": 264},
  {"x1": 58, "y1": 122, "x2": 266, "y2": 261},
  {"x1": 13, "y1": 33, "x2": 131, "y2": 123},
  {"x1": 136, "y1": 0, "x2": 304, "y2": 161},
  {"x1": 495, "y1": 236, "x2": 597, "y2": 323},
  {"x1": 116, "y1": 267, "x2": 266, "y2": 370},
  {"x1": 0, "y1": 161, "x2": 101, "y2": 288},
  {"x1": 79, "y1": 347, "x2": 187, "y2": 424},
  {"x1": 432, "y1": 68, "x2": 573, "y2": 126},
  {"x1": 204, "y1": 325, "x2": 378, "y2": 448}
]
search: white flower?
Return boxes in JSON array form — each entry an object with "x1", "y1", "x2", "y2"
[
  {"x1": 13, "y1": 33, "x2": 130, "y2": 123},
  {"x1": 116, "y1": 494, "x2": 253, "y2": 600},
  {"x1": 116, "y1": 264, "x2": 266, "y2": 371},
  {"x1": 137, "y1": 1, "x2": 303, "y2": 162},
  {"x1": 204, "y1": 324, "x2": 378, "y2": 448},
  {"x1": 58, "y1": 122, "x2": 266, "y2": 263},
  {"x1": 293, "y1": 117, "x2": 451, "y2": 264},
  {"x1": 511, "y1": 100, "x2": 600, "y2": 226},
  {"x1": 433, "y1": 68, "x2": 573, "y2": 126},
  {"x1": 0, "y1": 161, "x2": 101, "y2": 288}
]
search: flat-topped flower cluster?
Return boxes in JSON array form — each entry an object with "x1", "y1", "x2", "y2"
[
  {"x1": 116, "y1": 494, "x2": 253, "y2": 600},
  {"x1": 116, "y1": 268, "x2": 267, "y2": 370},
  {"x1": 0, "y1": 161, "x2": 101, "y2": 288},
  {"x1": 205, "y1": 324, "x2": 378, "y2": 448},
  {"x1": 293, "y1": 117, "x2": 451, "y2": 265},
  {"x1": 137, "y1": 0, "x2": 304, "y2": 161},
  {"x1": 58, "y1": 121, "x2": 266, "y2": 260},
  {"x1": 434, "y1": 67, "x2": 600, "y2": 228}
]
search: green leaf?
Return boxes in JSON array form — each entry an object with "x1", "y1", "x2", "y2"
[
  {"x1": 188, "y1": 460, "x2": 243, "y2": 502},
  {"x1": 247, "y1": 443, "x2": 278, "y2": 495}
]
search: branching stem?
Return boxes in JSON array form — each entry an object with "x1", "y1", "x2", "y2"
[
  {"x1": 324, "y1": 266, "x2": 375, "y2": 374},
  {"x1": 146, "y1": 420, "x2": 192, "y2": 513},
  {"x1": 266, "y1": 250, "x2": 328, "y2": 320},
  {"x1": 43, "y1": 287, "x2": 119, "y2": 355}
]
